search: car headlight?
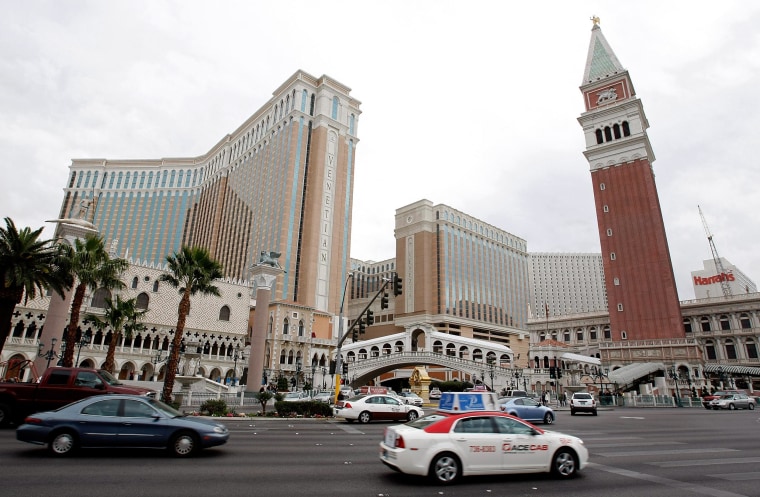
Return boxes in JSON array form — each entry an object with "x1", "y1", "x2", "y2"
[{"x1": 213, "y1": 426, "x2": 227, "y2": 434}]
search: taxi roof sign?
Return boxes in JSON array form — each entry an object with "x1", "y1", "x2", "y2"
[{"x1": 437, "y1": 391, "x2": 501, "y2": 413}]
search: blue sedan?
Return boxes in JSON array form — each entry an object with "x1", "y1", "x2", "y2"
[
  {"x1": 16, "y1": 394, "x2": 229, "y2": 457},
  {"x1": 499, "y1": 397, "x2": 555, "y2": 424}
]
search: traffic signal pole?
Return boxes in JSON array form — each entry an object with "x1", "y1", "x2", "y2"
[{"x1": 333, "y1": 277, "x2": 392, "y2": 404}]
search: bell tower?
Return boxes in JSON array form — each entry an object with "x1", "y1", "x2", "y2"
[{"x1": 577, "y1": 19, "x2": 684, "y2": 343}]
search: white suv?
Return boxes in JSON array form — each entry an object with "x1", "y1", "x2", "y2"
[{"x1": 570, "y1": 392, "x2": 597, "y2": 416}]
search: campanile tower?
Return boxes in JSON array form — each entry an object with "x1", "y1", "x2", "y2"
[{"x1": 577, "y1": 20, "x2": 683, "y2": 342}]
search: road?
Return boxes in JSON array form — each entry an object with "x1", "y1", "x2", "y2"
[{"x1": 2, "y1": 407, "x2": 760, "y2": 497}]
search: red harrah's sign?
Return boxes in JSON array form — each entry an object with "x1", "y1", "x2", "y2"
[{"x1": 694, "y1": 273, "x2": 735, "y2": 286}]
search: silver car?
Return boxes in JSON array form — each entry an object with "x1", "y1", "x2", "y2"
[{"x1": 709, "y1": 393, "x2": 756, "y2": 410}]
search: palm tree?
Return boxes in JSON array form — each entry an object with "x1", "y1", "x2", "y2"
[
  {"x1": 0, "y1": 218, "x2": 72, "y2": 358},
  {"x1": 159, "y1": 246, "x2": 223, "y2": 403},
  {"x1": 60, "y1": 234, "x2": 129, "y2": 367},
  {"x1": 86, "y1": 295, "x2": 147, "y2": 373}
]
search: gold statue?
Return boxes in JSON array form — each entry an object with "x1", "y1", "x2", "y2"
[{"x1": 590, "y1": 15, "x2": 600, "y2": 26}]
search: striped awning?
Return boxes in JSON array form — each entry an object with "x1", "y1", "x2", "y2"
[
  {"x1": 704, "y1": 364, "x2": 760, "y2": 376},
  {"x1": 607, "y1": 362, "x2": 666, "y2": 386},
  {"x1": 560, "y1": 352, "x2": 601, "y2": 366}
]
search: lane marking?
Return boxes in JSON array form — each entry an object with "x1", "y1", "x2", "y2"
[
  {"x1": 596, "y1": 448, "x2": 739, "y2": 457},
  {"x1": 708, "y1": 472, "x2": 760, "y2": 481},
  {"x1": 591, "y1": 441, "x2": 685, "y2": 448},
  {"x1": 651, "y1": 457, "x2": 760, "y2": 468},
  {"x1": 590, "y1": 462, "x2": 750, "y2": 497}
]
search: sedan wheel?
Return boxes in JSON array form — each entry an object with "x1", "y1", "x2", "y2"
[
  {"x1": 750, "y1": 403, "x2": 755, "y2": 410},
  {"x1": 551, "y1": 449, "x2": 578, "y2": 478},
  {"x1": 544, "y1": 412, "x2": 554, "y2": 424},
  {"x1": 729, "y1": 404, "x2": 736, "y2": 411},
  {"x1": 407, "y1": 410, "x2": 419, "y2": 422},
  {"x1": 429, "y1": 452, "x2": 461, "y2": 484},
  {"x1": 170, "y1": 431, "x2": 198, "y2": 457},
  {"x1": 49, "y1": 430, "x2": 77, "y2": 457},
  {"x1": 358, "y1": 411, "x2": 372, "y2": 424}
]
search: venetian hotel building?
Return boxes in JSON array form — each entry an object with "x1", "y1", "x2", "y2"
[{"x1": 57, "y1": 70, "x2": 361, "y2": 315}]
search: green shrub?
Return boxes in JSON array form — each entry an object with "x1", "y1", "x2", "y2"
[
  {"x1": 275, "y1": 400, "x2": 333, "y2": 417},
  {"x1": 200, "y1": 398, "x2": 228, "y2": 416}
]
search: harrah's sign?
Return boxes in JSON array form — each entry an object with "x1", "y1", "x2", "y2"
[{"x1": 694, "y1": 272, "x2": 735, "y2": 286}]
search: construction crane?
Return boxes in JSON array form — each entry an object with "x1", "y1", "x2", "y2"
[{"x1": 698, "y1": 205, "x2": 732, "y2": 298}]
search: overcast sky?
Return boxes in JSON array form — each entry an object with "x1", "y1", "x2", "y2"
[{"x1": 2, "y1": 1, "x2": 759, "y2": 301}]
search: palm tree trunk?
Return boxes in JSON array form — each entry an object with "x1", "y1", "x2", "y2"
[
  {"x1": 161, "y1": 290, "x2": 191, "y2": 403},
  {"x1": 62, "y1": 283, "x2": 86, "y2": 367},
  {"x1": 103, "y1": 332, "x2": 121, "y2": 373}
]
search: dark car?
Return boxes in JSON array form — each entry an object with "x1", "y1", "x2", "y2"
[{"x1": 16, "y1": 394, "x2": 229, "y2": 457}]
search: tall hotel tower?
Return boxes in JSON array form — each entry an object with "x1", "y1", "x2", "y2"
[
  {"x1": 577, "y1": 22, "x2": 684, "y2": 344},
  {"x1": 58, "y1": 70, "x2": 361, "y2": 314},
  {"x1": 393, "y1": 200, "x2": 530, "y2": 354}
]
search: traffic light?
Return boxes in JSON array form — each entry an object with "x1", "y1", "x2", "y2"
[
  {"x1": 557, "y1": 368, "x2": 562, "y2": 379},
  {"x1": 549, "y1": 366, "x2": 556, "y2": 379},
  {"x1": 342, "y1": 361, "x2": 348, "y2": 375},
  {"x1": 359, "y1": 319, "x2": 366, "y2": 334},
  {"x1": 366, "y1": 309, "x2": 374, "y2": 326},
  {"x1": 380, "y1": 292, "x2": 389, "y2": 309},
  {"x1": 352, "y1": 329, "x2": 358, "y2": 341},
  {"x1": 393, "y1": 274, "x2": 403, "y2": 296}
]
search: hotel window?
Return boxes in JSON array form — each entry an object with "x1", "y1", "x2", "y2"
[
  {"x1": 617, "y1": 303, "x2": 623, "y2": 311},
  {"x1": 603, "y1": 205, "x2": 609, "y2": 212},
  {"x1": 599, "y1": 183, "x2": 606, "y2": 191},
  {"x1": 614, "y1": 277, "x2": 619, "y2": 285},
  {"x1": 621, "y1": 331, "x2": 627, "y2": 339},
  {"x1": 610, "y1": 252, "x2": 616, "y2": 261},
  {"x1": 606, "y1": 228, "x2": 613, "y2": 236}
]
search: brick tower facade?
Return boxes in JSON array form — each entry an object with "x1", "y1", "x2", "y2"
[{"x1": 577, "y1": 22, "x2": 683, "y2": 343}]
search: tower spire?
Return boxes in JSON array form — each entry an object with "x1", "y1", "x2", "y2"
[{"x1": 582, "y1": 19, "x2": 625, "y2": 84}]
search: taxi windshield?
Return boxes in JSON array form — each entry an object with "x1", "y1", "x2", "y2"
[{"x1": 406, "y1": 413, "x2": 448, "y2": 429}]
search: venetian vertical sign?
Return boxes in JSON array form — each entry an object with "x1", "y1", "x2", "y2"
[{"x1": 316, "y1": 132, "x2": 337, "y2": 311}]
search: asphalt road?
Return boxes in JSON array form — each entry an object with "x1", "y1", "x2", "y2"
[{"x1": 2, "y1": 407, "x2": 760, "y2": 497}]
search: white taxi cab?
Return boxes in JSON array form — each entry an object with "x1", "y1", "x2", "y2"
[{"x1": 379, "y1": 392, "x2": 588, "y2": 484}]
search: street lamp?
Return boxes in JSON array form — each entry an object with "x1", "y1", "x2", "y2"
[
  {"x1": 311, "y1": 361, "x2": 317, "y2": 393},
  {"x1": 321, "y1": 366, "x2": 327, "y2": 389},
  {"x1": 74, "y1": 331, "x2": 92, "y2": 366},
  {"x1": 295, "y1": 357, "x2": 302, "y2": 391},
  {"x1": 487, "y1": 357, "x2": 495, "y2": 391},
  {"x1": 38, "y1": 338, "x2": 62, "y2": 369},
  {"x1": 233, "y1": 344, "x2": 245, "y2": 386},
  {"x1": 589, "y1": 366, "x2": 609, "y2": 404},
  {"x1": 669, "y1": 367, "x2": 682, "y2": 407},
  {"x1": 512, "y1": 369, "x2": 522, "y2": 391}
]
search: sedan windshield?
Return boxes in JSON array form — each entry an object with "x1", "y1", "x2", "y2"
[{"x1": 406, "y1": 413, "x2": 448, "y2": 429}]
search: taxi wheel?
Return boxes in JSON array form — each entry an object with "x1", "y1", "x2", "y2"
[
  {"x1": 551, "y1": 448, "x2": 578, "y2": 478},
  {"x1": 750, "y1": 403, "x2": 755, "y2": 410},
  {"x1": 48, "y1": 430, "x2": 78, "y2": 457},
  {"x1": 543, "y1": 412, "x2": 554, "y2": 424},
  {"x1": 407, "y1": 410, "x2": 419, "y2": 422},
  {"x1": 358, "y1": 411, "x2": 372, "y2": 424},
  {"x1": 429, "y1": 452, "x2": 461, "y2": 485}
]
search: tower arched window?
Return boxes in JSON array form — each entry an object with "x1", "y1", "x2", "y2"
[
  {"x1": 298, "y1": 320, "x2": 304, "y2": 337},
  {"x1": 604, "y1": 126, "x2": 613, "y2": 142},
  {"x1": 603, "y1": 326, "x2": 611, "y2": 340},
  {"x1": 622, "y1": 121, "x2": 631, "y2": 136},
  {"x1": 136, "y1": 292, "x2": 149, "y2": 310},
  {"x1": 219, "y1": 305, "x2": 230, "y2": 321},
  {"x1": 613, "y1": 123, "x2": 621, "y2": 139},
  {"x1": 152, "y1": 280, "x2": 159, "y2": 292},
  {"x1": 595, "y1": 129, "x2": 604, "y2": 144},
  {"x1": 563, "y1": 329, "x2": 571, "y2": 342},
  {"x1": 283, "y1": 318, "x2": 289, "y2": 335},
  {"x1": 131, "y1": 277, "x2": 139, "y2": 289}
]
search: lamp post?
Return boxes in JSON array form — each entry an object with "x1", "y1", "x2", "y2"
[
  {"x1": 74, "y1": 331, "x2": 92, "y2": 366},
  {"x1": 233, "y1": 344, "x2": 245, "y2": 386},
  {"x1": 512, "y1": 369, "x2": 522, "y2": 391},
  {"x1": 295, "y1": 357, "x2": 302, "y2": 391},
  {"x1": 321, "y1": 366, "x2": 327, "y2": 390},
  {"x1": 38, "y1": 338, "x2": 62, "y2": 369},
  {"x1": 589, "y1": 366, "x2": 609, "y2": 404},
  {"x1": 311, "y1": 362, "x2": 317, "y2": 393},
  {"x1": 669, "y1": 366, "x2": 682, "y2": 407},
  {"x1": 487, "y1": 357, "x2": 495, "y2": 391}
]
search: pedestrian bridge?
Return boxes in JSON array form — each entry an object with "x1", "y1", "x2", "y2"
[{"x1": 338, "y1": 324, "x2": 517, "y2": 389}]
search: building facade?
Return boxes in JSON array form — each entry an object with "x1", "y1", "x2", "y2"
[
  {"x1": 529, "y1": 253, "x2": 607, "y2": 317},
  {"x1": 59, "y1": 70, "x2": 361, "y2": 315},
  {"x1": 691, "y1": 258, "x2": 757, "y2": 299}
]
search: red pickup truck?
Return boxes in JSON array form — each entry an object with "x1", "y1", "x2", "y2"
[{"x1": 0, "y1": 367, "x2": 157, "y2": 426}]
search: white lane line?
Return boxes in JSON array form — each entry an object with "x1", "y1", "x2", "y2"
[
  {"x1": 590, "y1": 462, "x2": 750, "y2": 497},
  {"x1": 651, "y1": 457, "x2": 760, "y2": 468},
  {"x1": 596, "y1": 448, "x2": 740, "y2": 457},
  {"x1": 708, "y1": 472, "x2": 760, "y2": 481},
  {"x1": 591, "y1": 441, "x2": 685, "y2": 448},
  {"x1": 327, "y1": 421, "x2": 365, "y2": 434}
]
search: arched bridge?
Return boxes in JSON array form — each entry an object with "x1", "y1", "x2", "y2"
[{"x1": 344, "y1": 350, "x2": 516, "y2": 389}]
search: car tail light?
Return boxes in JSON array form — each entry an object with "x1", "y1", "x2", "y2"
[
  {"x1": 395, "y1": 435, "x2": 405, "y2": 448},
  {"x1": 23, "y1": 416, "x2": 43, "y2": 425},
  {"x1": 344, "y1": 402, "x2": 352, "y2": 409}
]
